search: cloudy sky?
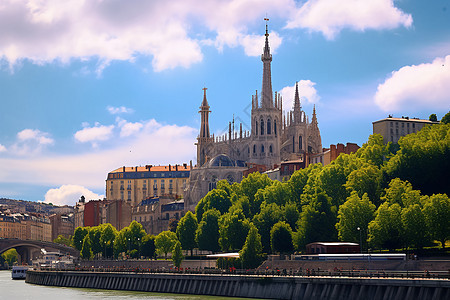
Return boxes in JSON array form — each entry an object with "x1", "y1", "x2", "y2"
[{"x1": 0, "y1": 0, "x2": 449, "y2": 206}]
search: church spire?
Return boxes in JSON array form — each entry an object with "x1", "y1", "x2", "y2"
[
  {"x1": 261, "y1": 17, "x2": 273, "y2": 108},
  {"x1": 199, "y1": 87, "x2": 210, "y2": 139},
  {"x1": 293, "y1": 81, "x2": 301, "y2": 123}
]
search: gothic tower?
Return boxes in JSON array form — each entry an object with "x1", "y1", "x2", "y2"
[
  {"x1": 197, "y1": 87, "x2": 212, "y2": 166},
  {"x1": 250, "y1": 20, "x2": 282, "y2": 168}
]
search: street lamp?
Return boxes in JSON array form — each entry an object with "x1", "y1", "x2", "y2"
[
  {"x1": 357, "y1": 227, "x2": 362, "y2": 253},
  {"x1": 137, "y1": 238, "x2": 141, "y2": 259}
]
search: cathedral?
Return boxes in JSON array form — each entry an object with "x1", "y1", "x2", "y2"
[{"x1": 184, "y1": 24, "x2": 322, "y2": 212}]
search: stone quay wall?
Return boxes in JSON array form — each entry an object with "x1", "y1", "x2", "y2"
[{"x1": 26, "y1": 270, "x2": 449, "y2": 300}]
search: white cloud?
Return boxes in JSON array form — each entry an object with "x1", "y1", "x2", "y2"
[
  {"x1": 286, "y1": 0, "x2": 412, "y2": 39},
  {"x1": 44, "y1": 184, "x2": 104, "y2": 206},
  {"x1": 116, "y1": 118, "x2": 144, "y2": 137},
  {"x1": 10, "y1": 128, "x2": 54, "y2": 155},
  {"x1": 279, "y1": 80, "x2": 320, "y2": 112},
  {"x1": 0, "y1": 120, "x2": 196, "y2": 191},
  {"x1": 74, "y1": 123, "x2": 115, "y2": 145},
  {"x1": 0, "y1": 144, "x2": 6, "y2": 152},
  {"x1": 375, "y1": 55, "x2": 450, "y2": 111},
  {"x1": 0, "y1": 0, "x2": 294, "y2": 72},
  {"x1": 240, "y1": 31, "x2": 283, "y2": 57},
  {"x1": 107, "y1": 106, "x2": 134, "y2": 115}
]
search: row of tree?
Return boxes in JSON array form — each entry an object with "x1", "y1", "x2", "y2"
[{"x1": 171, "y1": 122, "x2": 449, "y2": 261}]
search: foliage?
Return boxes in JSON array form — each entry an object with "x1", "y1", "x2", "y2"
[
  {"x1": 141, "y1": 234, "x2": 156, "y2": 258},
  {"x1": 239, "y1": 172, "x2": 272, "y2": 216},
  {"x1": 81, "y1": 234, "x2": 93, "y2": 260},
  {"x1": 2, "y1": 248, "x2": 18, "y2": 266},
  {"x1": 252, "y1": 202, "x2": 283, "y2": 253},
  {"x1": 368, "y1": 203, "x2": 403, "y2": 250},
  {"x1": 282, "y1": 203, "x2": 300, "y2": 232},
  {"x1": 72, "y1": 227, "x2": 89, "y2": 251},
  {"x1": 401, "y1": 204, "x2": 430, "y2": 249},
  {"x1": 168, "y1": 219, "x2": 179, "y2": 232},
  {"x1": 100, "y1": 223, "x2": 117, "y2": 258},
  {"x1": 336, "y1": 192, "x2": 376, "y2": 249},
  {"x1": 270, "y1": 221, "x2": 293, "y2": 254},
  {"x1": 195, "y1": 189, "x2": 231, "y2": 222},
  {"x1": 155, "y1": 230, "x2": 178, "y2": 258},
  {"x1": 441, "y1": 111, "x2": 450, "y2": 124},
  {"x1": 345, "y1": 164, "x2": 382, "y2": 206},
  {"x1": 53, "y1": 235, "x2": 72, "y2": 247},
  {"x1": 239, "y1": 225, "x2": 263, "y2": 269},
  {"x1": 219, "y1": 209, "x2": 250, "y2": 251},
  {"x1": 429, "y1": 114, "x2": 437, "y2": 122},
  {"x1": 172, "y1": 241, "x2": 184, "y2": 268},
  {"x1": 423, "y1": 194, "x2": 450, "y2": 248},
  {"x1": 196, "y1": 209, "x2": 221, "y2": 252},
  {"x1": 176, "y1": 211, "x2": 198, "y2": 254}
]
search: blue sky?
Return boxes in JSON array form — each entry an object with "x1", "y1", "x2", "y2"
[{"x1": 0, "y1": 0, "x2": 449, "y2": 205}]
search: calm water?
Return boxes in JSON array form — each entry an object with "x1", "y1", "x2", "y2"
[{"x1": 0, "y1": 270, "x2": 249, "y2": 300}]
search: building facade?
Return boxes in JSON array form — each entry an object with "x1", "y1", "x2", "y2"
[
  {"x1": 49, "y1": 213, "x2": 74, "y2": 241},
  {"x1": 106, "y1": 164, "x2": 190, "y2": 207},
  {"x1": 373, "y1": 116, "x2": 438, "y2": 144}
]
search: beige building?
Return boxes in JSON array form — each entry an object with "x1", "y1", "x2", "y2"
[
  {"x1": 0, "y1": 215, "x2": 27, "y2": 239},
  {"x1": 373, "y1": 116, "x2": 438, "y2": 144},
  {"x1": 106, "y1": 164, "x2": 190, "y2": 207},
  {"x1": 49, "y1": 213, "x2": 74, "y2": 241}
]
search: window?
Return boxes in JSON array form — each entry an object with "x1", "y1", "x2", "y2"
[
  {"x1": 127, "y1": 180, "x2": 131, "y2": 190},
  {"x1": 127, "y1": 190, "x2": 131, "y2": 200},
  {"x1": 293, "y1": 136, "x2": 295, "y2": 152},
  {"x1": 267, "y1": 119, "x2": 271, "y2": 134},
  {"x1": 260, "y1": 119, "x2": 264, "y2": 135},
  {"x1": 253, "y1": 144, "x2": 256, "y2": 153},
  {"x1": 274, "y1": 120, "x2": 277, "y2": 135},
  {"x1": 161, "y1": 180, "x2": 165, "y2": 189},
  {"x1": 120, "y1": 191, "x2": 124, "y2": 200},
  {"x1": 269, "y1": 145, "x2": 273, "y2": 153},
  {"x1": 255, "y1": 120, "x2": 258, "y2": 135},
  {"x1": 261, "y1": 144, "x2": 265, "y2": 153},
  {"x1": 299, "y1": 136, "x2": 303, "y2": 150}
]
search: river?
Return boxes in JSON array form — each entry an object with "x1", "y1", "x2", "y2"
[{"x1": 0, "y1": 270, "x2": 247, "y2": 300}]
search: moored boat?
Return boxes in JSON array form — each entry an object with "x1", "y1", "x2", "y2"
[{"x1": 11, "y1": 265, "x2": 28, "y2": 280}]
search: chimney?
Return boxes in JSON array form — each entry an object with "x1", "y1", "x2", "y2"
[
  {"x1": 169, "y1": 164, "x2": 171, "y2": 171},
  {"x1": 122, "y1": 166, "x2": 125, "y2": 172},
  {"x1": 135, "y1": 166, "x2": 138, "y2": 172},
  {"x1": 190, "y1": 160, "x2": 193, "y2": 169},
  {"x1": 175, "y1": 164, "x2": 178, "y2": 171},
  {"x1": 183, "y1": 163, "x2": 187, "y2": 169}
]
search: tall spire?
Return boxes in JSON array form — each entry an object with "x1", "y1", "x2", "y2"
[
  {"x1": 199, "y1": 87, "x2": 210, "y2": 139},
  {"x1": 261, "y1": 17, "x2": 273, "y2": 108},
  {"x1": 293, "y1": 81, "x2": 301, "y2": 123}
]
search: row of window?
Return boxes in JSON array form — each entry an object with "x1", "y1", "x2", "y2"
[
  {"x1": 252, "y1": 144, "x2": 273, "y2": 154},
  {"x1": 255, "y1": 118, "x2": 277, "y2": 136},
  {"x1": 390, "y1": 121, "x2": 416, "y2": 128}
]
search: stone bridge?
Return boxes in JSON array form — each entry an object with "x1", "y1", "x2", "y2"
[{"x1": 0, "y1": 238, "x2": 79, "y2": 264}]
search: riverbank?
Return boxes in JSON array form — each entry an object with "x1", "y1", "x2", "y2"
[{"x1": 26, "y1": 270, "x2": 450, "y2": 300}]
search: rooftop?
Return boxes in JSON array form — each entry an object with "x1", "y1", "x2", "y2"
[{"x1": 110, "y1": 164, "x2": 191, "y2": 173}]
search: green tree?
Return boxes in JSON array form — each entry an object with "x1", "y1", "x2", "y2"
[
  {"x1": 252, "y1": 202, "x2": 283, "y2": 253},
  {"x1": 429, "y1": 114, "x2": 437, "y2": 122},
  {"x1": 356, "y1": 134, "x2": 390, "y2": 167},
  {"x1": 401, "y1": 204, "x2": 430, "y2": 249},
  {"x1": 345, "y1": 164, "x2": 382, "y2": 206},
  {"x1": 260, "y1": 181, "x2": 290, "y2": 207},
  {"x1": 270, "y1": 221, "x2": 293, "y2": 254},
  {"x1": 239, "y1": 172, "x2": 272, "y2": 216},
  {"x1": 155, "y1": 230, "x2": 178, "y2": 258},
  {"x1": 88, "y1": 226, "x2": 103, "y2": 257},
  {"x1": 196, "y1": 209, "x2": 221, "y2": 252},
  {"x1": 336, "y1": 192, "x2": 376, "y2": 249},
  {"x1": 219, "y1": 209, "x2": 250, "y2": 251},
  {"x1": 423, "y1": 194, "x2": 450, "y2": 248},
  {"x1": 1, "y1": 248, "x2": 18, "y2": 266},
  {"x1": 172, "y1": 241, "x2": 184, "y2": 268},
  {"x1": 195, "y1": 189, "x2": 230, "y2": 222},
  {"x1": 53, "y1": 235, "x2": 72, "y2": 247},
  {"x1": 81, "y1": 234, "x2": 93, "y2": 260},
  {"x1": 100, "y1": 223, "x2": 117, "y2": 258},
  {"x1": 441, "y1": 111, "x2": 450, "y2": 124},
  {"x1": 282, "y1": 203, "x2": 300, "y2": 231},
  {"x1": 317, "y1": 163, "x2": 349, "y2": 208},
  {"x1": 176, "y1": 211, "x2": 198, "y2": 255},
  {"x1": 128, "y1": 220, "x2": 146, "y2": 251},
  {"x1": 287, "y1": 168, "x2": 309, "y2": 207},
  {"x1": 382, "y1": 178, "x2": 421, "y2": 207},
  {"x1": 72, "y1": 226, "x2": 89, "y2": 251},
  {"x1": 114, "y1": 226, "x2": 132, "y2": 256},
  {"x1": 239, "y1": 225, "x2": 263, "y2": 269},
  {"x1": 368, "y1": 203, "x2": 403, "y2": 250},
  {"x1": 141, "y1": 234, "x2": 156, "y2": 258}
]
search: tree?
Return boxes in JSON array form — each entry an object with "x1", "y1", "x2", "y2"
[
  {"x1": 1, "y1": 248, "x2": 18, "y2": 266},
  {"x1": 368, "y1": 203, "x2": 403, "y2": 250},
  {"x1": 356, "y1": 134, "x2": 390, "y2": 167},
  {"x1": 423, "y1": 194, "x2": 450, "y2": 248},
  {"x1": 128, "y1": 220, "x2": 146, "y2": 251},
  {"x1": 88, "y1": 226, "x2": 103, "y2": 257},
  {"x1": 176, "y1": 211, "x2": 198, "y2": 255},
  {"x1": 282, "y1": 202, "x2": 300, "y2": 230},
  {"x1": 219, "y1": 209, "x2": 250, "y2": 251},
  {"x1": 441, "y1": 111, "x2": 450, "y2": 124},
  {"x1": 196, "y1": 209, "x2": 221, "y2": 252},
  {"x1": 401, "y1": 204, "x2": 430, "y2": 249},
  {"x1": 114, "y1": 227, "x2": 131, "y2": 256},
  {"x1": 195, "y1": 189, "x2": 230, "y2": 222},
  {"x1": 429, "y1": 114, "x2": 437, "y2": 122},
  {"x1": 172, "y1": 241, "x2": 184, "y2": 268},
  {"x1": 100, "y1": 223, "x2": 117, "y2": 258},
  {"x1": 53, "y1": 235, "x2": 72, "y2": 247},
  {"x1": 287, "y1": 168, "x2": 309, "y2": 207},
  {"x1": 252, "y1": 202, "x2": 283, "y2": 253},
  {"x1": 345, "y1": 164, "x2": 382, "y2": 206},
  {"x1": 72, "y1": 226, "x2": 89, "y2": 251},
  {"x1": 336, "y1": 192, "x2": 376, "y2": 250},
  {"x1": 141, "y1": 234, "x2": 156, "y2": 258},
  {"x1": 317, "y1": 163, "x2": 349, "y2": 208},
  {"x1": 155, "y1": 231, "x2": 178, "y2": 259},
  {"x1": 270, "y1": 221, "x2": 293, "y2": 254},
  {"x1": 239, "y1": 172, "x2": 272, "y2": 216},
  {"x1": 260, "y1": 181, "x2": 290, "y2": 207},
  {"x1": 81, "y1": 234, "x2": 93, "y2": 260},
  {"x1": 239, "y1": 225, "x2": 263, "y2": 269},
  {"x1": 382, "y1": 178, "x2": 421, "y2": 207}
]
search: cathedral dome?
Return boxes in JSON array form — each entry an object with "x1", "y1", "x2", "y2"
[{"x1": 208, "y1": 154, "x2": 235, "y2": 167}]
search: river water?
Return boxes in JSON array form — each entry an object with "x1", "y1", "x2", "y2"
[{"x1": 0, "y1": 270, "x2": 247, "y2": 300}]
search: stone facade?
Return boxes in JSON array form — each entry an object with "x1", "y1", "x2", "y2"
[
  {"x1": 185, "y1": 24, "x2": 323, "y2": 211},
  {"x1": 373, "y1": 116, "x2": 438, "y2": 144}
]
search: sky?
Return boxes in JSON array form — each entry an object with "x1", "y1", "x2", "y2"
[{"x1": 0, "y1": 0, "x2": 449, "y2": 206}]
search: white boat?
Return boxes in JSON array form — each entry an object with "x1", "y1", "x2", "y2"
[
  {"x1": 32, "y1": 249, "x2": 74, "y2": 269},
  {"x1": 11, "y1": 265, "x2": 28, "y2": 280}
]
